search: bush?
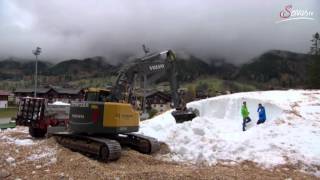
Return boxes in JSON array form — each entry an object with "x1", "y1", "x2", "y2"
[
  {"x1": 148, "y1": 108, "x2": 158, "y2": 118},
  {"x1": 196, "y1": 82, "x2": 209, "y2": 92}
]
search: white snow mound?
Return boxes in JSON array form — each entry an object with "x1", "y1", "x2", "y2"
[
  {"x1": 51, "y1": 101, "x2": 70, "y2": 106},
  {"x1": 0, "y1": 136, "x2": 35, "y2": 146},
  {"x1": 139, "y1": 90, "x2": 320, "y2": 174}
]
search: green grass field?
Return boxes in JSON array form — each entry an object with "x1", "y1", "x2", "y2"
[
  {"x1": 0, "y1": 122, "x2": 16, "y2": 129},
  {"x1": 0, "y1": 107, "x2": 18, "y2": 118}
]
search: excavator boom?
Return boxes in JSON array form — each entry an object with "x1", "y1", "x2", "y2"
[{"x1": 109, "y1": 49, "x2": 198, "y2": 122}]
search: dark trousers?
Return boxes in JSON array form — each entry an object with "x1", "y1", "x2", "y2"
[
  {"x1": 257, "y1": 119, "x2": 266, "y2": 125},
  {"x1": 242, "y1": 117, "x2": 251, "y2": 131}
]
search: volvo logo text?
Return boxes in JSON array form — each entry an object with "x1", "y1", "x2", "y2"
[{"x1": 149, "y1": 64, "x2": 165, "y2": 71}]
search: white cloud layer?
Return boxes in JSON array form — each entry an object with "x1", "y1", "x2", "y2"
[{"x1": 0, "y1": 0, "x2": 319, "y2": 63}]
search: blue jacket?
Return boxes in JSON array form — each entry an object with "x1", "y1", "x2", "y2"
[{"x1": 257, "y1": 106, "x2": 266, "y2": 121}]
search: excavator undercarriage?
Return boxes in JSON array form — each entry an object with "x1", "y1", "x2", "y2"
[{"x1": 53, "y1": 132, "x2": 160, "y2": 162}]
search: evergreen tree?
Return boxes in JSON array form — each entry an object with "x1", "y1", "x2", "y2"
[{"x1": 308, "y1": 32, "x2": 320, "y2": 88}]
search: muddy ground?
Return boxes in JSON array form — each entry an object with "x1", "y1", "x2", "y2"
[{"x1": 0, "y1": 127, "x2": 318, "y2": 180}]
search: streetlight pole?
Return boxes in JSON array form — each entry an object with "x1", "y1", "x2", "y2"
[
  {"x1": 142, "y1": 44, "x2": 149, "y2": 117},
  {"x1": 32, "y1": 47, "x2": 41, "y2": 97}
]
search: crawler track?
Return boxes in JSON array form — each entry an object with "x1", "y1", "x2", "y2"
[
  {"x1": 54, "y1": 132, "x2": 121, "y2": 162},
  {"x1": 113, "y1": 133, "x2": 161, "y2": 154},
  {"x1": 53, "y1": 132, "x2": 160, "y2": 162}
]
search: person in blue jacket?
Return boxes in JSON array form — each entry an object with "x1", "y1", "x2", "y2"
[{"x1": 257, "y1": 103, "x2": 266, "y2": 124}]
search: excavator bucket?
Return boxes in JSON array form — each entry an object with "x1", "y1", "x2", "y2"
[{"x1": 171, "y1": 109, "x2": 198, "y2": 123}]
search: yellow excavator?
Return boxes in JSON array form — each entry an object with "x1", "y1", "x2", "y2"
[{"x1": 16, "y1": 49, "x2": 197, "y2": 162}]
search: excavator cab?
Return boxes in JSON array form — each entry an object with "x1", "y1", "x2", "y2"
[
  {"x1": 69, "y1": 87, "x2": 140, "y2": 134},
  {"x1": 84, "y1": 88, "x2": 111, "y2": 102}
]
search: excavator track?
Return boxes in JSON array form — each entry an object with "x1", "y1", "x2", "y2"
[
  {"x1": 114, "y1": 133, "x2": 161, "y2": 154},
  {"x1": 53, "y1": 132, "x2": 121, "y2": 162},
  {"x1": 52, "y1": 132, "x2": 160, "y2": 162}
]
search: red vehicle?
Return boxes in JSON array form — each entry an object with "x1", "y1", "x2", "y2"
[{"x1": 15, "y1": 97, "x2": 69, "y2": 137}]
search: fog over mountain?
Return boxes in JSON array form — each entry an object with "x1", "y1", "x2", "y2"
[{"x1": 0, "y1": 0, "x2": 319, "y2": 64}]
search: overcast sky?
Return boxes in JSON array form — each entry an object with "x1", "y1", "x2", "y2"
[{"x1": 0, "y1": 0, "x2": 319, "y2": 64}]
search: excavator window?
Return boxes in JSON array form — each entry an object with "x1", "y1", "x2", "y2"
[
  {"x1": 85, "y1": 92, "x2": 98, "y2": 101},
  {"x1": 85, "y1": 90, "x2": 111, "y2": 102}
]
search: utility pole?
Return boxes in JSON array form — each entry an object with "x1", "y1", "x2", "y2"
[
  {"x1": 32, "y1": 47, "x2": 42, "y2": 97},
  {"x1": 142, "y1": 44, "x2": 149, "y2": 118},
  {"x1": 143, "y1": 74, "x2": 147, "y2": 114}
]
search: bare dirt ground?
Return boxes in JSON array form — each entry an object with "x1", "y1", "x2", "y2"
[{"x1": 0, "y1": 127, "x2": 319, "y2": 180}]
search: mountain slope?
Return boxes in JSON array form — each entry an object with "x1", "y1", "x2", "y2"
[
  {"x1": 0, "y1": 59, "x2": 52, "y2": 80},
  {"x1": 46, "y1": 56, "x2": 119, "y2": 78},
  {"x1": 236, "y1": 50, "x2": 311, "y2": 87},
  {"x1": 175, "y1": 56, "x2": 238, "y2": 82},
  {"x1": 0, "y1": 50, "x2": 312, "y2": 89},
  {"x1": 0, "y1": 57, "x2": 119, "y2": 81}
]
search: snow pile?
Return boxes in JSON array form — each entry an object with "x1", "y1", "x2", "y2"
[
  {"x1": 51, "y1": 101, "x2": 70, "y2": 106},
  {"x1": 27, "y1": 147, "x2": 57, "y2": 163},
  {"x1": 0, "y1": 136, "x2": 35, "y2": 146},
  {"x1": 13, "y1": 139, "x2": 35, "y2": 146},
  {"x1": 0, "y1": 127, "x2": 29, "y2": 133},
  {"x1": 139, "y1": 90, "x2": 320, "y2": 174},
  {"x1": 6, "y1": 156, "x2": 15, "y2": 164},
  {"x1": 0, "y1": 127, "x2": 36, "y2": 146}
]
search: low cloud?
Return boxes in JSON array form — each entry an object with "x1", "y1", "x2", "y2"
[{"x1": 0, "y1": 0, "x2": 319, "y2": 64}]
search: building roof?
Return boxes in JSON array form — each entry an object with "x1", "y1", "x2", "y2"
[
  {"x1": 15, "y1": 88, "x2": 50, "y2": 94},
  {"x1": 0, "y1": 90, "x2": 10, "y2": 96},
  {"x1": 14, "y1": 87, "x2": 81, "y2": 95},
  {"x1": 145, "y1": 90, "x2": 171, "y2": 101},
  {"x1": 145, "y1": 90, "x2": 161, "y2": 97},
  {"x1": 54, "y1": 88, "x2": 81, "y2": 95}
]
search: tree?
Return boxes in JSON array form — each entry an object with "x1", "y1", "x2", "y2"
[
  {"x1": 308, "y1": 56, "x2": 320, "y2": 88},
  {"x1": 195, "y1": 82, "x2": 209, "y2": 92},
  {"x1": 185, "y1": 85, "x2": 196, "y2": 102},
  {"x1": 187, "y1": 85, "x2": 196, "y2": 98},
  {"x1": 148, "y1": 108, "x2": 158, "y2": 118},
  {"x1": 308, "y1": 32, "x2": 320, "y2": 88},
  {"x1": 195, "y1": 82, "x2": 209, "y2": 98}
]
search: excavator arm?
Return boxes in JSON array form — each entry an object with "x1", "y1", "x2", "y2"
[{"x1": 110, "y1": 49, "x2": 197, "y2": 122}]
